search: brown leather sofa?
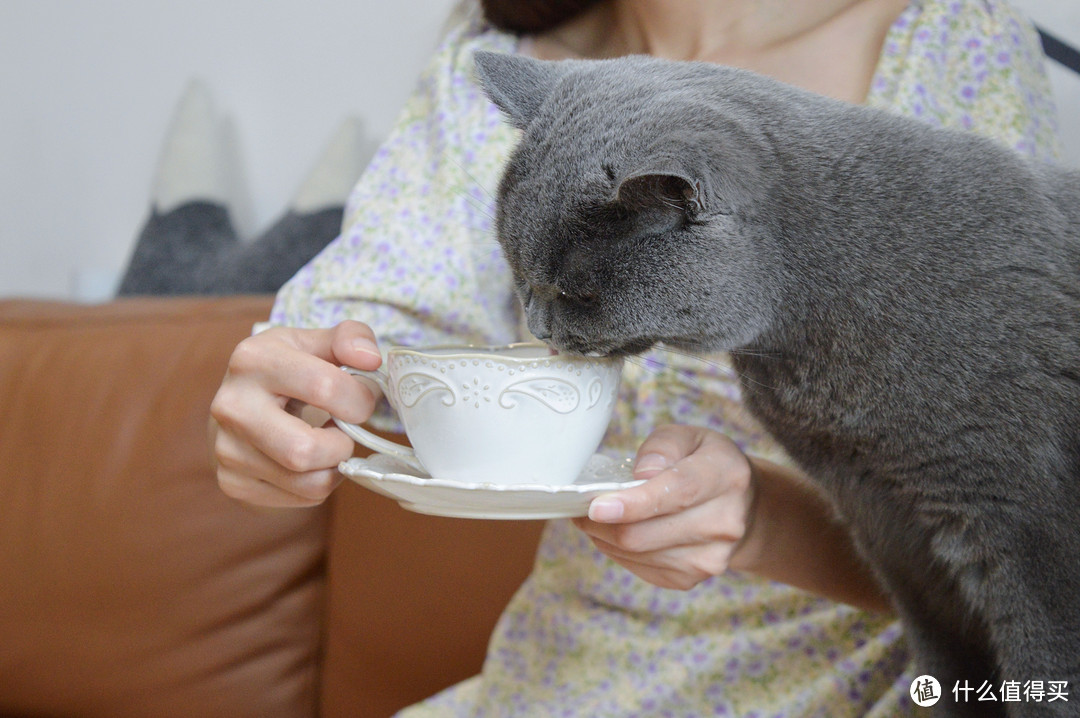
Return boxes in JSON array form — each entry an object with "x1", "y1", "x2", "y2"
[{"x1": 0, "y1": 295, "x2": 546, "y2": 718}]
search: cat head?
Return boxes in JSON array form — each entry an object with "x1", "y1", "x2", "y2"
[{"x1": 474, "y1": 51, "x2": 783, "y2": 357}]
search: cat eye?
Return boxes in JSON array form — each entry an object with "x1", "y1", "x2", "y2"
[{"x1": 559, "y1": 290, "x2": 597, "y2": 306}]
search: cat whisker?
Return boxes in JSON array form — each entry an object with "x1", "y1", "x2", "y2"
[
  {"x1": 620, "y1": 354, "x2": 658, "y2": 375},
  {"x1": 463, "y1": 237, "x2": 501, "y2": 247},
  {"x1": 728, "y1": 347, "x2": 782, "y2": 361},
  {"x1": 458, "y1": 192, "x2": 497, "y2": 222},
  {"x1": 648, "y1": 345, "x2": 781, "y2": 393},
  {"x1": 729, "y1": 370, "x2": 779, "y2": 393},
  {"x1": 447, "y1": 156, "x2": 498, "y2": 203},
  {"x1": 610, "y1": 351, "x2": 712, "y2": 393},
  {"x1": 651, "y1": 345, "x2": 733, "y2": 370},
  {"x1": 461, "y1": 242, "x2": 508, "y2": 266},
  {"x1": 444, "y1": 155, "x2": 500, "y2": 226},
  {"x1": 616, "y1": 353, "x2": 733, "y2": 397}
]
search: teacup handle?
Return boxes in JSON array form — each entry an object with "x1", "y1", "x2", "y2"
[{"x1": 332, "y1": 365, "x2": 427, "y2": 475}]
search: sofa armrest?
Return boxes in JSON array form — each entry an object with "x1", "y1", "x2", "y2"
[{"x1": 0, "y1": 296, "x2": 328, "y2": 718}]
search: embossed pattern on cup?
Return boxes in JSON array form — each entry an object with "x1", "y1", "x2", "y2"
[
  {"x1": 393, "y1": 350, "x2": 612, "y2": 412},
  {"x1": 336, "y1": 344, "x2": 622, "y2": 486}
]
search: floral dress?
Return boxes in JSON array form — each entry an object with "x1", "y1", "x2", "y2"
[{"x1": 272, "y1": 1, "x2": 1060, "y2": 715}]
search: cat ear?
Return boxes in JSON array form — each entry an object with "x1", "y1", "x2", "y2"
[
  {"x1": 473, "y1": 51, "x2": 564, "y2": 130},
  {"x1": 614, "y1": 171, "x2": 707, "y2": 216}
]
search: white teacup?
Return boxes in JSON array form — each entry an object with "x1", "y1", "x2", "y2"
[{"x1": 333, "y1": 343, "x2": 622, "y2": 486}]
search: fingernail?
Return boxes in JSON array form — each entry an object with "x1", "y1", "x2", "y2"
[
  {"x1": 635, "y1": 453, "x2": 671, "y2": 476},
  {"x1": 352, "y1": 337, "x2": 381, "y2": 359},
  {"x1": 589, "y1": 497, "x2": 624, "y2": 522}
]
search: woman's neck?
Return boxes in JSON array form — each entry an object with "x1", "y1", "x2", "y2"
[
  {"x1": 613, "y1": 0, "x2": 870, "y2": 61},
  {"x1": 527, "y1": 0, "x2": 910, "y2": 104}
]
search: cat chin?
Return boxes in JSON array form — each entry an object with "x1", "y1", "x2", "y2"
[
  {"x1": 549, "y1": 336, "x2": 657, "y2": 359},
  {"x1": 555, "y1": 336, "x2": 731, "y2": 359}
]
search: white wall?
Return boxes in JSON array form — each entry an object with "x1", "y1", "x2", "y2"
[
  {"x1": 1, "y1": 0, "x2": 1077, "y2": 301},
  {"x1": 0, "y1": 0, "x2": 457, "y2": 300}
]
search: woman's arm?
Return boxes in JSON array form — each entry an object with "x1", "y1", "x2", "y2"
[{"x1": 732, "y1": 454, "x2": 893, "y2": 614}]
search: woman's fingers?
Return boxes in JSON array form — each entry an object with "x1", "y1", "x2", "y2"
[
  {"x1": 573, "y1": 424, "x2": 757, "y2": 590},
  {"x1": 214, "y1": 411, "x2": 347, "y2": 502},
  {"x1": 209, "y1": 321, "x2": 382, "y2": 507},
  {"x1": 588, "y1": 534, "x2": 736, "y2": 591},
  {"x1": 217, "y1": 466, "x2": 344, "y2": 508},
  {"x1": 213, "y1": 374, "x2": 356, "y2": 473},
  {"x1": 223, "y1": 323, "x2": 381, "y2": 422},
  {"x1": 588, "y1": 425, "x2": 752, "y2": 524},
  {"x1": 575, "y1": 490, "x2": 747, "y2": 554}
]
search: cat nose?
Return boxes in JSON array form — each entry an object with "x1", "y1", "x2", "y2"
[
  {"x1": 522, "y1": 290, "x2": 552, "y2": 341},
  {"x1": 528, "y1": 320, "x2": 552, "y2": 342},
  {"x1": 526, "y1": 310, "x2": 552, "y2": 341}
]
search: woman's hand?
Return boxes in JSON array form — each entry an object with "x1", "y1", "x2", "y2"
[
  {"x1": 573, "y1": 424, "x2": 757, "y2": 591},
  {"x1": 576, "y1": 424, "x2": 895, "y2": 611},
  {"x1": 209, "y1": 320, "x2": 383, "y2": 508}
]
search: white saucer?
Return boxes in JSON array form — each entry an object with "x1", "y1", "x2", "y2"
[{"x1": 338, "y1": 453, "x2": 645, "y2": 520}]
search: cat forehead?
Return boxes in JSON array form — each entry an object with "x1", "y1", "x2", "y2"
[
  {"x1": 500, "y1": 139, "x2": 617, "y2": 212},
  {"x1": 541, "y1": 60, "x2": 690, "y2": 119},
  {"x1": 520, "y1": 63, "x2": 734, "y2": 152},
  {"x1": 508, "y1": 84, "x2": 671, "y2": 173},
  {"x1": 485, "y1": 53, "x2": 770, "y2": 214}
]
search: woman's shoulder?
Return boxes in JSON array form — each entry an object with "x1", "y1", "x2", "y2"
[
  {"x1": 877, "y1": 0, "x2": 1047, "y2": 82},
  {"x1": 869, "y1": 0, "x2": 1060, "y2": 158}
]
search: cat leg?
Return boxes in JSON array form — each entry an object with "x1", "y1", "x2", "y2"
[
  {"x1": 858, "y1": 519, "x2": 1009, "y2": 718},
  {"x1": 958, "y1": 532, "x2": 1080, "y2": 718},
  {"x1": 987, "y1": 578, "x2": 1080, "y2": 717},
  {"x1": 893, "y1": 595, "x2": 1004, "y2": 718}
]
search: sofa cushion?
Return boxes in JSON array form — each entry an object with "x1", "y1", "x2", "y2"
[{"x1": 0, "y1": 296, "x2": 328, "y2": 718}]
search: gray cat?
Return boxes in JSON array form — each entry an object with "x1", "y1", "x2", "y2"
[{"x1": 474, "y1": 50, "x2": 1079, "y2": 717}]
